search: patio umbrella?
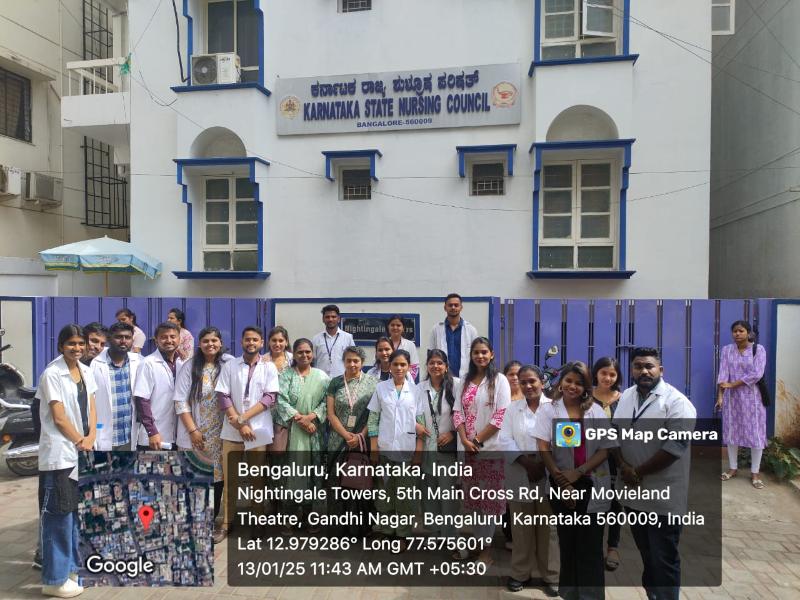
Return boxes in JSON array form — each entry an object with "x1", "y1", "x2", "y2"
[{"x1": 39, "y1": 235, "x2": 162, "y2": 296}]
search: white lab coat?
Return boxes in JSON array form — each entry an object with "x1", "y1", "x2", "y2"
[
  {"x1": 172, "y1": 355, "x2": 234, "y2": 449},
  {"x1": 90, "y1": 348, "x2": 141, "y2": 451},
  {"x1": 132, "y1": 350, "x2": 185, "y2": 447},
  {"x1": 367, "y1": 378, "x2": 418, "y2": 459},
  {"x1": 414, "y1": 378, "x2": 458, "y2": 447},
  {"x1": 37, "y1": 356, "x2": 97, "y2": 473},
  {"x1": 500, "y1": 398, "x2": 551, "y2": 503},
  {"x1": 215, "y1": 357, "x2": 280, "y2": 443},
  {"x1": 452, "y1": 373, "x2": 511, "y2": 453},
  {"x1": 429, "y1": 319, "x2": 478, "y2": 379}
]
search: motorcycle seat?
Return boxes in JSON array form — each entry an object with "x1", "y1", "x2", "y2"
[{"x1": 17, "y1": 386, "x2": 36, "y2": 399}]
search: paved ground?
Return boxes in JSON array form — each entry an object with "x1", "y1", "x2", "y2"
[{"x1": 1, "y1": 457, "x2": 799, "y2": 600}]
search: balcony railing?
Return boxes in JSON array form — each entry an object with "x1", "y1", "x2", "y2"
[{"x1": 65, "y1": 57, "x2": 126, "y2": 96}]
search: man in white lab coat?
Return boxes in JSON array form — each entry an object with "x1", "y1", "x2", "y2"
[
  {"x1": 90, "y1": 321, "x2": 141, "y2": 451},
  {"x1": 312, "y1": 304, "x2": 355, "y2": 377},
  {"x1": 428, "y1": 293, "x2": 478, "y2": 379},
  {"x1": 133, "y1": 322, "x2": 185, "y2": 450},
  {"x1": 214, "y1": 326, "x2": 279, "y2": 543}
]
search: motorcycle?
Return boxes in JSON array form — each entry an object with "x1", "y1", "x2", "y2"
[
  {"x1": 540, "y1": 345, "x2": 563, "y2": 396},
  {"x1": 0, "y1": 330, "x2": 39, "y2": 476}
]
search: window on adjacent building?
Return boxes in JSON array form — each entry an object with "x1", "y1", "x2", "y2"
[
  {"x1": 0, "y1": 66, "x2": 32, "y2": 142},
  {"x1": 541, "y1": 0, "x2": 619, "y2": 60},
  {"x1": 711, "y1": 0, "x2": 735, "y2": 35},
  {"x1": 539, "y1": 161, "x2": 616, "y2": 269},
  {"x1": 470, "y1": 162, "x2": 505, "y2": 196},
  {"x1": 340, "y1": 0, "x2": 372, "y2": 13},
  {"x1": 203, "y1": 177, "x2": 259, "y2": 271},
  {"x1": 206, "y1": 0, "x2": 260, "y2": 83},
  {"x1": 341, "y1": 168, "x2": 372, "y2": 200}
]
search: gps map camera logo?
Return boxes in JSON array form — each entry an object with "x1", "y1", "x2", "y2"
[{"x1": 555, "y1": 421, "x2": 581, "y2": 447}]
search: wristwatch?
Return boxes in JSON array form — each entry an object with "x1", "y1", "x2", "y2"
[
  {"x1": 577, "y1": 464, "x2": 588, "y2": 475},
  {"x1": 472, "y1": 437, "x2": 484, "y2": 448},
  {"x1": 236, "y1": 414, "x2": 247, "y2": 426}
]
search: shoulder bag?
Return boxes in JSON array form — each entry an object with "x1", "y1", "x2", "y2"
[{"x1": 753, "y1": 343, "x2": 770, "y2": 407}]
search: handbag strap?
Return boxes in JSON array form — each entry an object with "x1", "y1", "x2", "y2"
[{"x1": 426, "y1": 389, "x2": 441, "y2": 439}]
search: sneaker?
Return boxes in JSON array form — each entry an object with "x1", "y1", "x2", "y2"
[
  {"x1": 213, "y1": 525, "x2": 230, "y2": 544},
  {"x1": 32, "y1": 555, "x2": 42, "y2": 570},
  {"x1": 506, "y1": 577, "x2": 525, "y2": 592},
  {"x1": 42, "y1": 578, "x2": 84, "y2": 598},
  {"x1": 542, "y1": 582, "x2": 559, "y2": 597}
]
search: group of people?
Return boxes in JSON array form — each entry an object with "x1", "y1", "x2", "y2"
[{"x1": 33, "y1": 292, "x2": 768, "y2": 600}]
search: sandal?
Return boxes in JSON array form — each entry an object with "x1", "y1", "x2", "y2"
[
  {"x1": 605, "y1": 548, "x2": 620, "y2": 571},
  {"x1": 751, "y1": 477, "x2": 765, "y2": 489},
  {"x1": 720, "y1": 470, "x2": 738, "y2": 481}
]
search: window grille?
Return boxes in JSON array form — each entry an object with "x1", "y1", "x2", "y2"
[
  {"x1": 471, "y1": 163, "x2": 505, "y2": 196},
  {"x1": 0, "y1": 67, "x2": 32, "y2": 142},
  {"x1": 342, "y1": 169, "x2": 372, "y2": 200},
  {"x1": 342, "y1": 0, "x2": 372, "y2": 13}
]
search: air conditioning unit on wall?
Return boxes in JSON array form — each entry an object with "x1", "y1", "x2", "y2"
[
  {"x1": 0, "y1": 165, "x2": 22, "y2": 197},
  {"x1": 191, "y1": 53, "x2": 240, "y2": 85},
  {"x1": 23, "y1": 172, "x2": 63, "y2": 206}
]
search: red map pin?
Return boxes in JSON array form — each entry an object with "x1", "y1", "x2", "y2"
[{"x1": 138, "y1": 505, "x2": 154, "y2": 531}]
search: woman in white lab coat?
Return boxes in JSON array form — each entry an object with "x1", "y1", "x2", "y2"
[
  {"x1": 38, "y1": 324, "x2": 98, "y2": 598},
  {"x1": 367, "y1": 349, "x2": 422, "y2": 548},
  {"x1": 502, "y1": 364, "x2": 558, "y2": 595},
  {"x1": 386, "y1": 315, "x2": 420, "y2": 381},
  {"x1": 452, "y1": 337, "x2": 511, "y2": 565}
]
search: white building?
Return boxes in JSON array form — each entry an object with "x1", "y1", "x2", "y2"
[
  {"x1": 710, "y1": 0, "x2": 800, "y2": 298},
  {"x1": 58, "y1": 0, "x2": 712, "y2": 300},
  {"x1": 0, "y1": 0, "x2": 130, "y2": 297}
]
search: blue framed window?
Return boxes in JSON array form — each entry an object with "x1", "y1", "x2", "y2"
[
  {"x1": 173, "y1": 157, "x2": 270, "y2": 280},
  {"x1": 456, "y1": 144, "x2": 516, "y2": 196},
  {"x1": 528, "y1": 139, "x2": 635, "y2": 279},
  {"x1": 172, "y1": 0, "x2": 270, "y2": 97},
  {"x1": 530, "y1": 0, "x2": 637, "y2": 74}
]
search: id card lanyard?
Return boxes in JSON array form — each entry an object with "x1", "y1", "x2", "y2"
[
  {"x1": 343, "y1": 374, "x2": 360, "y2": 429},
  {"x1": 324, "y1": 332, "x2": 341, "y2": 364}
]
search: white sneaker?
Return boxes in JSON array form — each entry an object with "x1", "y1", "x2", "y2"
[
  {"x1": 68, "y1": 573, "x2": 79, "y2": 583},
  {"x1": 42, "y1": 578, "x2": 84, "y2": 598}
]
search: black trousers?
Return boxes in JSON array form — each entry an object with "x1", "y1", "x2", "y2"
[{"x1": 628, "y1": 509, "x2": 682, "y2": 600}]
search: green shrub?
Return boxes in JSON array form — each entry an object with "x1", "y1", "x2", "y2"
[{"x1": 762, "y1": 437, "x2": 800, "y2": 480}]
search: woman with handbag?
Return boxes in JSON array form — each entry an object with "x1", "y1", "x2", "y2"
[
  {"x1": 326, "y1": 346, "x2": 378, "y2": 534},
  {"x1": 173, "y1": 326, "x2": 232, "y2": 542},
  {"x1": 38, "y1": 324, "x2": 98, "y2": 598},
  {"x1": 533, "y1": 361, "x2": 615, "y2": 600},
  {"x1": 716, "y1": 320, "x2": 768, "y2": 489},
  {"x1": 415, "y1": 349, "x2": 461, "y2": 538},
  {"x1": 275, "y1": 338, "x2": 330, "y2": 527},
  {"x1": 453, "y1": 337, "x2": 511, "y2": 566},
  {"x1": 367, "y1": 349, "x2": 422, "y2": 548}
]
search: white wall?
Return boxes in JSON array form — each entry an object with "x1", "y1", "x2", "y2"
[
  {"x1": 0, "y1": 0, "x2": 130, "y2": 298},
  {"x1": 126, "y1": 0, "x2": 712, "y2": 300},
  {"x1": 274, "y1": 299, "x2": 491, "y2": 372},
  {"x1": 775, "y1": 303, "x2": 800, "y2": 446},
  {"x1": 710, "y1": 0, "x2": 800, "y2": 298}
]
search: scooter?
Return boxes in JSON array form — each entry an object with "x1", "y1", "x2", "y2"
[
  {"x1": 540, "y1": 345, "x2": 563, "y2": 396},
  {"x1": 0, "y1": 330, "x2": 39, "y2": 476}
]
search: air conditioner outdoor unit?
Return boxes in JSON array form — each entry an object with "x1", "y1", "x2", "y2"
[
  {"x1": 23, "y1": 172, "x2": 63, "y2": 206},
  {"x1": 0, "y1": 165, "x2": 22, "y2": 197},
  {"x1": 191, "y1": 53, "x2": 240, "y2": 85}
]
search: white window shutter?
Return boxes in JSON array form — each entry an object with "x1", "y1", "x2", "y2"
[{"x1": 582, "y1": 0, "x2": 615, "y2": 37}]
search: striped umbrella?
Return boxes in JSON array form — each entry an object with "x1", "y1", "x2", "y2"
[{"x1": 39, "y1": 235, "x2": 162, "y2": 295}]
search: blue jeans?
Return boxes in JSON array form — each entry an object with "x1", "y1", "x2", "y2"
[
  {"x1": 627, "y1": 509, "x2": 682, "y2": 600},
  {"x1": 40, "y1": 471, "x2": 81, "y2": 586}
]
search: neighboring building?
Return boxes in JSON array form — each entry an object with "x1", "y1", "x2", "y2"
[
  {"x1": 60, "y1": 0, "x2": 712, "y2": 300},
  {"x1": 0, "y1": 0, "x2": 129, "y2": 297},
  {"x1": 711, "y1": 0, "x2": 800, "y2": 298}
]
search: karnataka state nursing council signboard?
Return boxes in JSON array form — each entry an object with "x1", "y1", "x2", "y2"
[{"x1": 276, "y1": 63, "x2": 521, "y2": 135}]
